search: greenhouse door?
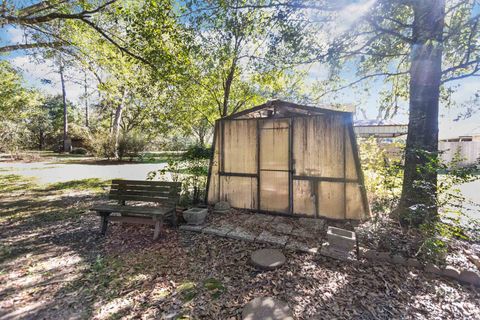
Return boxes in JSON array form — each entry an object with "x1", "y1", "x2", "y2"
[{"x1": 258, "y1": 118, "x2": 292, "y2": 214}]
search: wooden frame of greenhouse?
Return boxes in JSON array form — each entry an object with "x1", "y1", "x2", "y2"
[{"x1": 206, "y1": 100, "x2": 370, "y2": 220}]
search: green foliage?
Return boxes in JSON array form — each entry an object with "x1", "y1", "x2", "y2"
[
  {"x1": 360, "y1": 138, "x2": 479, "y2": 262},
  {"x1": 87, "y1": 132, "x2": 116, "y2": 159},
  {"x1": 358, "y1": 137, "x2": 404, "y2": 215},
  {"x1": 148, "y1": 144, "x2": 210, "y2": 205},
  {"x1": 0, "y1": 174, "x2": 37, "y2": 193},
  {"x1": 117, "y1": 133, "x2": 149, "y2": 161}
]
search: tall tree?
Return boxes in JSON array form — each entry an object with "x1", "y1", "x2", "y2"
[{"x1": 239, "y1": 0, "x2": 480, "y2": 226}]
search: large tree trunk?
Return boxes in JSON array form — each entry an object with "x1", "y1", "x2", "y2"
[
  {"x1": 398, "y1": 0, "x2": 445, "y2": 226},
  {"x1": 112, "y1": 89, "x2": 128, "y2": 159},
  {"x1": 59, "y1": 57, "x2": 69, "y2": 152}
]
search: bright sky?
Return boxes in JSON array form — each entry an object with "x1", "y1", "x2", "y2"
[{"x1": 1, "y1": 1, "x2": 479, "y2": 139}]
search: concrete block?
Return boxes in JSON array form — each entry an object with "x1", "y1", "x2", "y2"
[
  {"x1": 320, "y1": 243, "x2": 354, "y2": 261},
  {"x1": 327, "y1": 226, "x2": 356, "y2": 251},
  {"x1": 183, "y1": 208, "x2": 208, "y2": 225}
]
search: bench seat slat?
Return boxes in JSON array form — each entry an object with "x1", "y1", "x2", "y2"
[
  {"x1": 109, "y1": 190, "x2": 173, "y2": 197},
  {"x1": 110, "y1": 185, "x2": 174, "y2": 192},
  {"x1": 108, "y1": 195, "x2": 178, "y2": 203},
  {"x1": 111, "y1": 180, "x2": 181, "y2": 187},
  {"x1": 91, "y1": 204, "x2": 174, "y2": 216}
]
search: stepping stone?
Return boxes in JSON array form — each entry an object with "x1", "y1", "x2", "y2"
[
  {"x1": 179, "y1": 225, "x2": 205, "y2": 232},
  {"x1": 272, "y1": 222, "x2": 293, "y2": 235},
  {"x1": 202, "y1": 225, "x2": 234, "y2": 237},
  {"x1": 227, "y1": 227, "x2": 257, "y2": 242},
  {"x1": 250, "y1": 249, "x2": 286, "y2": 270},
  {"x1": 257, "y1": 231, "x2": 288, "y2": 246},
  {"x1": 242, "y1": 297, "x2": 293, "y2": 320},
  {"x1": 290, "y1": 227, "x2": 315, "y2": 239}
]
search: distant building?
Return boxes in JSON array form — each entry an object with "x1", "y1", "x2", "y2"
[
  {"x1": 354, "y1": 120, "x2": 408, "y2": 138},
  {"x1": 440, "y1": 134, "x2": 480, "y2": 166}
]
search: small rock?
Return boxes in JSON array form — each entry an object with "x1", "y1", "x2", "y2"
[
  {"x1": 392, "y1": 254, "x2": 406, "y2": 265},
  {"x1": 425, "y1": 263, "x2": 441, "y2": 275},
  {"x1": 375, "y1": 252, "x2": 391, "y2": 262},
  {"x1": 467, "y1": 254, "x2": 480, "y2": 270},
  {"x1": 363, "y1": 250, "x2": 377, "y2": 260},
  {"x1": 458, "y1": 270, "x2": 480, "y2": 286},
  {"x1": 443, "y1": 266, "x2": 461, "y2": 279},
  {"x1": 406, "y1": 258, "x2": 421, "y2": 268},
  {"x1": 242, "y1": 297, "x2": 293, "y2": 320},
  {"x1": 214, "y1": 201, "x2": 230, "y2": 214}
]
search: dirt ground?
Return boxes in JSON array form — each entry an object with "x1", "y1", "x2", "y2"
[{"x1": 1, "y1": 174, "x2": 479, "y2": 320}]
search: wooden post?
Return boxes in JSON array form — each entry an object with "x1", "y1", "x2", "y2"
[
  {"x1": 153, "y1": 217, "x2": 163, "y2": 240},
  {"x1": 100, "y1": 212, "x2": 110, "y2": 235}
]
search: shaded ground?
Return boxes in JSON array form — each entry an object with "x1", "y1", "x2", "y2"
[{"x1": 1, "y1": 174, "x2": 480, "y2": 319}]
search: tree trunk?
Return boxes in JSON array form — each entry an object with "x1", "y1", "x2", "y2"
[
  {"x1": 222, "y1": 58, "x2": 237, "y2": 117},
  {"x1": 398, "y1": 0, "x2": 445, "y2": 226},
  {"x1": 59, "y1": 56, "x2": 69, "y2": 152},
  {"x1": 84, "y1": 71, "x2": 89, "y2": 127},
  {"x1": 112, "y1": 89, "x2": 128, "y2": 159}
]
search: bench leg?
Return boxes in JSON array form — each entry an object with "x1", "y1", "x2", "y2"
[
  {"x1": 171, "y1": 211, "x2": 178, "y2": 228},
  {"x1": 153, "y1": 218, "x2": 163, "y2": 240},
  {"x1": 99, "y1": 212, "x2": 110, "y2": 235}
]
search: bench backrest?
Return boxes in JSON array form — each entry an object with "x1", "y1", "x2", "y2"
[{"x1": 109, "y1": 180, "x2": 181, "y2": 206}]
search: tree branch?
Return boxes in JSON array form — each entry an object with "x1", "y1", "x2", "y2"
[
  {"x1": 317, "y1": 71, "x2": 409, "y2": 98},
  {"x1": 0, "y1": 41, "x2": 63, "y2": 52}
]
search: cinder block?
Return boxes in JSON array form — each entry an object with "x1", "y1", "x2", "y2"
[{"x1": 326, "y1": 226, "x2": 356, "y2": 251}]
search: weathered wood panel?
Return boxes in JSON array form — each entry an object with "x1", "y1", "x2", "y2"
[
  {"x1": 318, "y1": 181, "x2": 345, "y2": 219},
  {"x1": 344, "y1": 126, "x2": 358, "y2": 180},
  {"x1": 260, "y1": 119, "x2": 289, "y2": 170},
  {"x1": 293, "y1": 115, "x2": 345, "y2": 178},
  {"x1": 260, "y1": 171, "x2": 289, "y2": 213},
  {"x1": 220, "y1": 176, "x2": 257, "y2": 209},
  {"x1": 223, "y1": 120, "x2": 257, "y2": 173},
  {"x1": 292, "y1": 179, "x2": 316, "y2": 216},
  {"x1": 207, "y1": 125, "x2": 221, "y2": 203},
  {"x1": 346, "y1": 182, "x2": 364, "y2": 219}
]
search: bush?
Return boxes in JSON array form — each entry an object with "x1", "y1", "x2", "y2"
[
  {"x1": 87, "y1": 132, "x2": 115, "y2": 159},
  {"x1": 148, "y1": 144, "x2": 210, "y2": 205},
  {"x1": 70, "y1": 147, "x2": 88, "y2": 155},
  {"x1": 117, "y1": 133, "x2": 148, "y2": 161}
]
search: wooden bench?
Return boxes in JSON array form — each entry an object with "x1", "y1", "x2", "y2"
[{"x1": 90, "y1": 180, "x2": 181, "y2": 240}]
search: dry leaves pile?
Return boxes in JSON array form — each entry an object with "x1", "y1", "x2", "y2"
[{"x1": 1, "y1": 187, "x2": 479, "y2": 320}]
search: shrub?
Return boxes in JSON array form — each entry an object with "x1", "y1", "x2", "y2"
[
  {"x1": 70, "y1": 147, "x2": 88, "y2": 155},
  {"x1": 148, "y1": 144, "x2": 210, "y2": 205},
  {"x1": 87, "y1": 132, "x2": 115, "y2": 159},
  {"x1": 117, "y1": 133, "x2": 148, "y2": 161}
]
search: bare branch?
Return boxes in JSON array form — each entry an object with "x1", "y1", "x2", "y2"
[{"x1": 317, "y1": 71, "x2": 409, "y2": 98}]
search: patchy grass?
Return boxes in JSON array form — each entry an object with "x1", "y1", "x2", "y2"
[
  {"x1": 0, "y1": 174, "x2": 37, "y2": 192},
  {"x1": 44, "y1": 178, "x2": 109, "y2": 192}
]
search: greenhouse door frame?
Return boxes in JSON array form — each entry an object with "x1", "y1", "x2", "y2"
[{"x1": 256, "y1": 118, "x2": 294, "y2": 215}]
